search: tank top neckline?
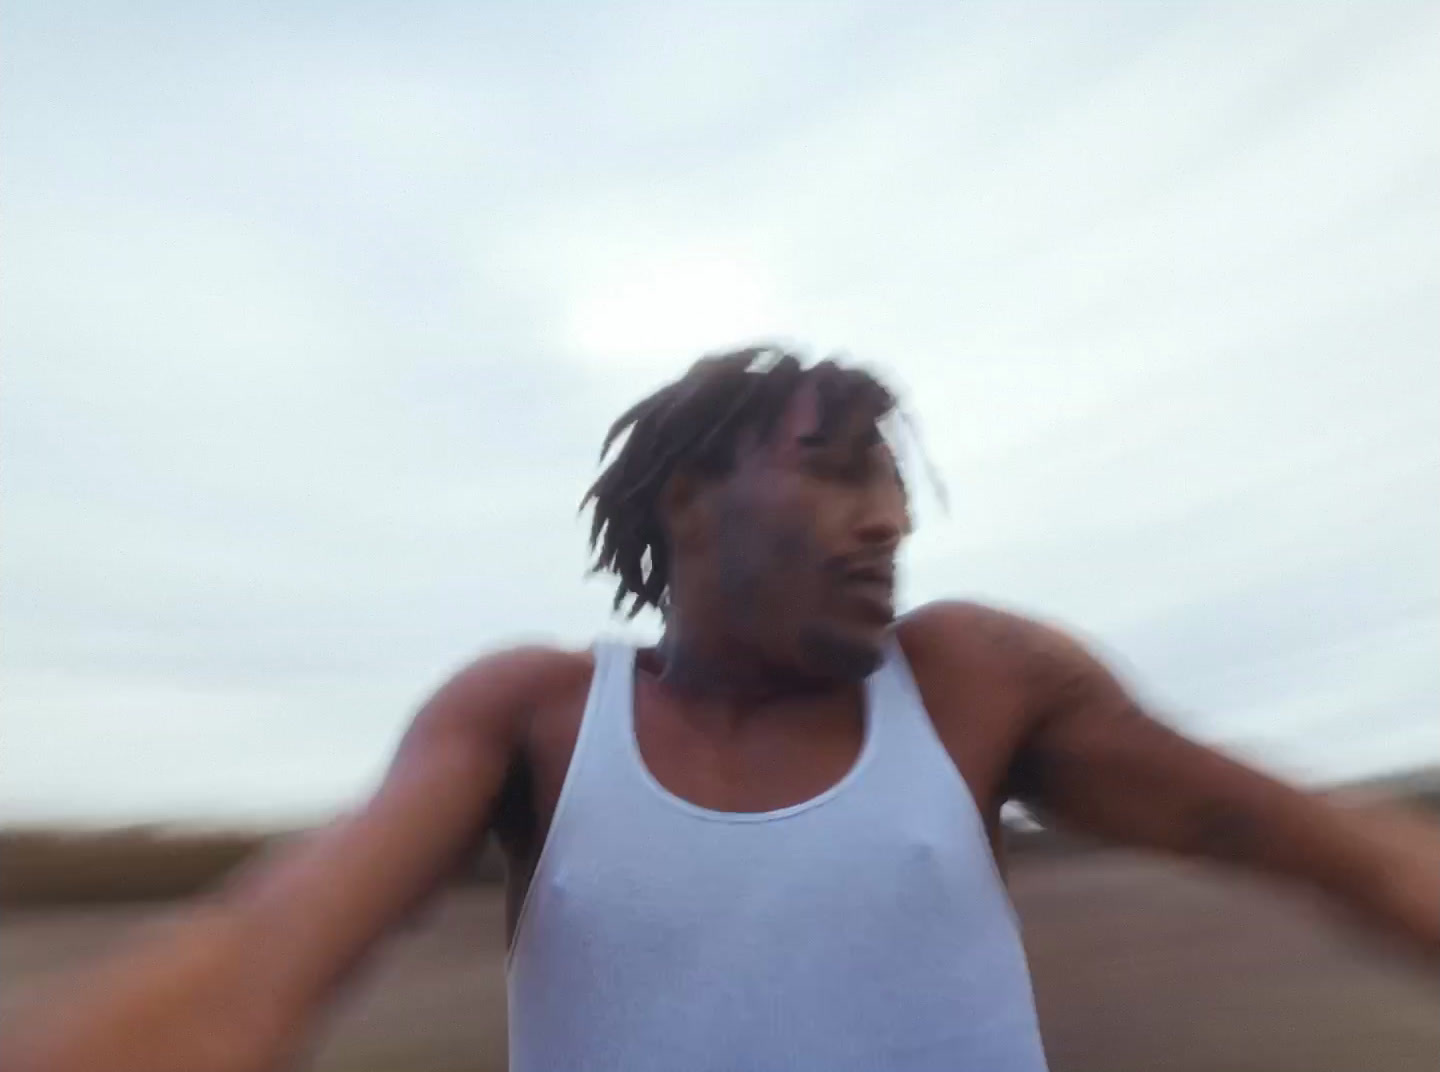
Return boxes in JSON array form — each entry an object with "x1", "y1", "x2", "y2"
[{"x1": 613, "y1": 641, "x2": 883, "y2": 825}]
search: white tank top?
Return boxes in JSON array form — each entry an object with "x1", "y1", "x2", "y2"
[{"x1": 506, "y1": 638, "x2": 1050, "y2": 1071}]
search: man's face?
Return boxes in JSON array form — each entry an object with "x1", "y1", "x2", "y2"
[{"x1": 698, "y1": 381, "x2": 909, "y2": 680}]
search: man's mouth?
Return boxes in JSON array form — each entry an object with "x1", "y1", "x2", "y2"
[
  {"x1": 837, "y1": 557, "x2": 896, "y2": 621},
  {"x1": 842, "y1": 561, "x2": 895, "y2": 587}
]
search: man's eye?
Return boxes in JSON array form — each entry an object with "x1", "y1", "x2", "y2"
[{"x1": 809, "y1": 455, "x2": 865, "y2": 482}]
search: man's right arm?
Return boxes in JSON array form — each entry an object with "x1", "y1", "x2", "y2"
[{"x1": 2, "y1": 645, "x2": 570, "y2": 1072}]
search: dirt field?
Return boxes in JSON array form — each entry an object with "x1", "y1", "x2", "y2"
[{"x1": 3, "y1": 850, "x2": 1436, "y2": 1072}]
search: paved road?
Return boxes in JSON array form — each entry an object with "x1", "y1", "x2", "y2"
[{"x1": 4, "y1": 851, "x2": 1436, "y2": 1071}]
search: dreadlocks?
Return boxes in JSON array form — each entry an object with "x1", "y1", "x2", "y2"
[{"x1": 581, "y1": 344, "x2": 904, "y2": 618}]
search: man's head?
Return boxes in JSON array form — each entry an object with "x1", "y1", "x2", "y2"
[{"x1": 582, "y1": 345, "x2": 913, "y2": 681}]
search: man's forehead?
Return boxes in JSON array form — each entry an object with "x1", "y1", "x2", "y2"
[
  {"x1": 725, "y1": 382, "x2": 891, "y2": 485},
  {"x1": 775, "y1": 377, "x2": 890, "y2": 448},
  {"x1": 777, "y1": 376, "x2": 823, "y2": 441}
]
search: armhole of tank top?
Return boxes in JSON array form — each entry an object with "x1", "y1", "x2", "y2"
[
  {"x1": 886, "y1": 634, "x2": 1023, "y2": 927},
  {"x1": 505, "y1": 642, "x2": 614, "y2": 972}
]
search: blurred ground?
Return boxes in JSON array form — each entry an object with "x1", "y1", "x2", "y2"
[{"x1": 4, "y1": 848, "x2": 1435, "y2": 1072}]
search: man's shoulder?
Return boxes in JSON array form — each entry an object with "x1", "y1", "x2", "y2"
[
  {"x1": 897, "y1": 599, "x2": 1120, "y2": 725},
  {"x1": 897, "y1": 598, "x2": 1060, "y2": 668},
  {"x1": 465, "y1": 643, "x2": 596, "y2": 689},
  {"x1": 411, "y1": 643, "x2": 596, "y2": 744},
  {"x1": 458, "y1": 642, "x2": 596, "y2": 707},
  {"x1": 895, "y1": 599, "x2": 1093, "y2": 718}
]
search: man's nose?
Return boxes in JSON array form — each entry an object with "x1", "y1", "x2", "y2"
[{"x1": 853, "y1": 490, "x2": 907, "y2": 549}]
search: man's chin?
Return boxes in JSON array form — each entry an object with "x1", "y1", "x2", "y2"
[{"x1": 799, "y1": 623, "x2": 889, "y2": 681}]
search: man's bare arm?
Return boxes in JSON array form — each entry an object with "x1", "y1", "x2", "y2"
[
  {"x1": 2, "y1": 646, "x2": 570, "y2": 1072},
  {"x1": 930, "y1": 603, "x2": 1439, "y2": 955}
]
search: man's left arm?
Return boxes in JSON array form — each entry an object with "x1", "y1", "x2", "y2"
[{"x1": 1002, "y1": 616, "x2": 1439, "y2": 956}]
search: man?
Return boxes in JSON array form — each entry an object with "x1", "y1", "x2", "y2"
[{"x1": 5, "y1": 346, "x2": 1437, "y2": 1072}]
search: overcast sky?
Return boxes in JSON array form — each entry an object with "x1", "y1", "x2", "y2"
[{"x1": 3, "y1": 2, "x2": 1437, "y2": 825}]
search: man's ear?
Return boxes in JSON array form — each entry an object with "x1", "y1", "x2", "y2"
[{"x1": 660, "y1": 470, "x2": 707, "y2": 551}]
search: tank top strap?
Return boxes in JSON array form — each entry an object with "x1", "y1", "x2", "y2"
[
  {"x1": 583, "y1": 638, "x2": 638, "y2": 755},
  {"x1": 865, "y1": 632, "x2": 957, "y2": 769},
  {"x1": 869, "y1": 632, "x2": 922, "y2": 726}
]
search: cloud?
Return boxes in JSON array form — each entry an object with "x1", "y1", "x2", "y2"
[{"x1": 3, "y1": 1, "x2": 1437, "y2": 820}]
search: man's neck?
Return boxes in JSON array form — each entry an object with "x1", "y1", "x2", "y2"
[{"x1": 649, "y1": 626, "x2": 812, "y2": 706}]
